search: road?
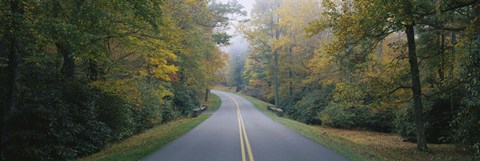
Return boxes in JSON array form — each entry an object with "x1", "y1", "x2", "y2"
[{"x1": 143, "y1": 90, "x2": 350, "y2": 161}]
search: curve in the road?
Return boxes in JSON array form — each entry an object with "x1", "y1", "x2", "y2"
[{"x1": 143, "y1": 90, "x2": 350, "y2": 161}]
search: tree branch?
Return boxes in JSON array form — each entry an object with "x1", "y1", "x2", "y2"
[{"x1": 416, "y1": 0, "x2": 480, "y2": 17}]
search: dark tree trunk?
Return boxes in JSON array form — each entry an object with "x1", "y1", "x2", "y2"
[
  {"x1": 87, "y1": 59, "x2": 98, "y2": 81},
  {"x1": 288, "y1": 47, "x2": 293, "y2": 96},
  {"x1": 273, "y1": 49, "x2": 279, "y2": 108},
  {"x1": 405, "y1": 24, "x2": 428, "y2": 150},
  {"x1": 56, "y1": 42, "x2": 75, "y2": 79},
  {"x1": 273, "y1": 28, "x2": 280, "y2": 109},
  {"x1": 450, "y1": 32, "x2": 456, "y2": 113},
  {"x1": 2, "y1": 0, "x2": 23, "y2": 158},
  {"x1": 204, "y1": 88, "x2": 209, "y2": 102},
  {"x1": 438, "y1": 34, "x2": 445, "y2": 82}
]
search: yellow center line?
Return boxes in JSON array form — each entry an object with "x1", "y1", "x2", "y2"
[
  {"x1": 237, "y1": 104, "x2": 246, "y2": 161},
  {"x1": 239, "y1": 111, "x2": 254, "y2": 161},
  {"x1": 225, "y1": 93, "x2": 255, "y2": 161}
]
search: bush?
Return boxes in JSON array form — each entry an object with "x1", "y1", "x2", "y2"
[
  {"x1": 320, "y1": 103, "x2": 394, "y2": 132},
  {"x1": 160, "y1": 101, "x2": 179, "y2": 123},
  {"x1": 134, "y1": 82, "x2": 164, "y2": 130},
  {"x1": 4, "y1": 78, "x2": 112, "y2": 160},
  {"x1": 96, "y1": 92, "x2": 135, "y2": 141},
  {"x1": 2, "y1": 67, "x2": 156, "y2": 160},
  {"x1": 450, "y1": 104, "x2": 480, "y2": 146},
  {"x1": 283, "y1": 85, "x2": 334, "y2": 125},
  {"x1": 394, "y1": 96, "x2": 463, "y2": 143},
  {"x1": 394, "y1": 105, "x2": 420, "y2": 142},
  {"x1": 319, "y1": 103, "x2": 355, "y2": 128},
  {"x1": 475, "y1": 143, "x2": 480, "y2": 160},
  {"x1": 173, "y1": 86, "x2": 199, "y2": 117},
  {"x1": 243, "y1": 85, "x2": 270, "y2": 103}
]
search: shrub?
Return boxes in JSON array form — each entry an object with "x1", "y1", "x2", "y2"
[
  {"x1": 474, "y1": 143, "x2": 480, "y2": 159},
  {"x1": 319, "y1": 103, "x2": 355, "y2": 128},
  {"x1": 394, "y1": 97, "x2": 457, "y2": 143},
  {"x1": 450, "y1": 104, "x2": 480, "y2": 146},
  {"x1": 173, "y1": 87, "x2": 199, "y2": 117},
  {"x1": 284, "y1": 85, "x2": 334, "y2": 125},
  {"x1": 320, "y1": 103, "x2": 395, "y2": 132},
  {"x1": 96, "y1": 92, "x2": 135, "y2": 141},
  {"x1": 4, "y1": 78, "x2": 112, "y2": 160}
]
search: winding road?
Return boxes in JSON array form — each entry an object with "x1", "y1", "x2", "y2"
[{"x1": 143, "y1": 90, "x2": 350, "y2": 161}]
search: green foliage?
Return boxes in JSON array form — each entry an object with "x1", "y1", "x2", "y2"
[
  {"x1": 135, "y1": 81, "x2": 168, "y2": 129},
  {"x1": 95, "y1": 92, "x2": 135, "y2": 141},
  {"x1": 319, "y1": 103, "x2": 355, "y2": 129},
  {"x1": 394, "y1": 97, "x2": 462, "y2": 143},
  {"x1": 320, "y1": 103, "x2": 394, "y2": 132},
  {"x1": 475, "y1": 143, "x2": 480, "y2": 160},
  {"x1": 282, "y1": 85, "x2": 334, "y2": 125},
  {"x1": 450, "y1": 104, "x2": 480, "y2": 146},
  {"x1": 173, "y1": 87, "x2": 200, "y2": 117},
  {"x1": 5, "y1": 72, "x2": 110, "y2": 160},
  {"x1": 1, "y1": 0, "x2": 229, "y2": 160},
  {"x1": 394, "y1": 104, "x2": 421, "y2": 143},
  {"x1": 213, "y1": 32, "x2": 232, "y2": 45}
]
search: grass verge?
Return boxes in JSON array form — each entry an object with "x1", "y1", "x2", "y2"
[
  {"x1": 237, "y1": 94, "x2": 369, "y2": 161},
  {"x1": 204, "y1": 93, "x2": 221, "y2": 112},
  {"x1": 77, "y1": 93, "x2": 221, "y2": 161},
  {"x1": 237, "y1": 93, "x2": 473, "y2": 161}
]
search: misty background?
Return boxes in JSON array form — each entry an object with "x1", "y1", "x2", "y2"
[{"x1": 216, "y1": 0, "x2": 255, "y2": 88}]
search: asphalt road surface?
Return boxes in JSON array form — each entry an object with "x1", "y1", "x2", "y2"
[{"x1": 143, "y1": 90, "x2": 350, "y2": 161}]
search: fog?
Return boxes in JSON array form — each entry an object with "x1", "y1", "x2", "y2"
[{"x1": 217, "y1": 0, "x2": 255, "y2": 57}]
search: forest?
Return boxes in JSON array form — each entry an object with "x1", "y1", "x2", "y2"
[
  {"x1": 1, "y1": 0, "x2": 480, "y2": 160},
  {"x1": 0, "y1": 0, "x2": 245, "y2": 160},
  {"x1": 224, "y1": 0, "x2": 480, "y2": 157}
]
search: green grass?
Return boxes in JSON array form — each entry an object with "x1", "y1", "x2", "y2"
[
  {"x1": 78, "y1": 93, "x2": 221, "y2": 161},
  {"x1": 238, "y1": 94, "x2": 370, "y2": 161},
  {"x1": 205, "y1": 93, "x2": 221, "y2": 112}
]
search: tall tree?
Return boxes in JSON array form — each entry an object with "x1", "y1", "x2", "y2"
[
  {"x1": 307, "y1": 0, "x2": 480, "y2": 150},
  {"x1": 1, "y1": 0, "x2": 25, "y2": 158},
  {"x1": 240, "y1": 0, "x2": 282, "y2": 108}
]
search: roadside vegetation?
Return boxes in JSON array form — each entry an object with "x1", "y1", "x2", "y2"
[
  {"x1": 224, "y1": 0, "x2": 480, "y2": 158},
  {"x1": 0, "y1": 1, "x2": 243, "y2": 160},
  {"x1": 77, "y1": 115, "x2": 209, "y2": 161},
  {"x1": 77, "y1": 93, "x2": 221, "y2": 161},
  {"x1": 236, "y1": 92, "x2": 474, "y2": 161},
  {"x1": 205, "y1": 93, "x2": 222, "y2": 112}
]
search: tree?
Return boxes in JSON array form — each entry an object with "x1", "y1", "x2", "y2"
[
  {"x1": 307, "y1": 0, "x2": 480, "y2": 150},
  {"x1": 1, "y1": 1, "x2": 26, "y2": 158},
  {"x1": 240, "y1": 0, "x2": 282, "y2": 107},
  {"x1": 0, "y1": 0, "x2": 229, "y2": 159}
]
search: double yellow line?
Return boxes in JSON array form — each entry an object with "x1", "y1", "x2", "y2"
[{"x1": 225, "y1": 94, "x2": 255, "y2": 161}]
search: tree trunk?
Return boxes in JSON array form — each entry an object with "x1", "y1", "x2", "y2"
[
  {"x1": 273, "y1": 27, "x2": 280, "y2": 109},
  {"x1": 2, "y1": 0, "x2": 23, "y2": 158},
  {"x1": 55, "y1": 42, "x2": 75, "y2": 79},
  {"x1": 273, "y1": 49, "x2": 279, "y2": 109},
  {"x1": 405, "y1": 24, "x2": 428, "y2": 150},
  {"x1": 450, "y1": 32, "x2": 456, "y2": 113},
  {"x1": 288, "y1": 47, "x2": 293, "y2": 96},
  {"x1": 204, "y1": 88, "x2": 209, "y2": 102},
  {"x1": 87, "y1": 59, "x2": 98, "y2": 81},
  {"x1": 438, "y1": 34, "x2": 445, "y2": 82}
]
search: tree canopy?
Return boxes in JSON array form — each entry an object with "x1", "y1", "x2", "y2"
[
  {"x1": 237, "y1": 0, "x2": 480, "y2": 155},
  {"x1": 0, "y1": 0, "x2": 242, "y2": 160}
]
